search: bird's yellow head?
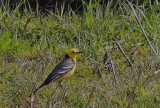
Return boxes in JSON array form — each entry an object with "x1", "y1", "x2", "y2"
[{"x1": 67, "y1": 48, "x2": 83, "y2": 59}]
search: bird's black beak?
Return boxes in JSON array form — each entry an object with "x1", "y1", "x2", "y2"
[{"x1": 77, "y1": 51, "x2": 83, "y2": 53}]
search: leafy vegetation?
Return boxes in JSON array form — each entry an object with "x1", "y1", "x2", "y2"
[{"x1": 0, "y1": 0, "x2": 160, "y2": 107}]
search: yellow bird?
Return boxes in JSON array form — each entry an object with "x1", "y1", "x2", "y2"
[{"x1": 32, "y1": 48, "x2": 83, "y2": 95}]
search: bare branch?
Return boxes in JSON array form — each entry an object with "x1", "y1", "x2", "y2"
[
  {"x1": 116, "y1": 41, "x2": 134, "y2": 68},
  {"x1": 110, "y1": 57, "x2": 118, "y2": 84},
  {"x1": 127, "y1": 0, "x2": 157, "y2": 56},
  {"x1": 86, "y1": 83, "x2": 95, "y2": 108},
  {"x1": 155, "y1": 0, "x2": 158, "y2": 4}
]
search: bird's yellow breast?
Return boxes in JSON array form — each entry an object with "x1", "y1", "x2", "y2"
[{"x1": 55, "y1": 60, "x2": 76, "y2": 83}]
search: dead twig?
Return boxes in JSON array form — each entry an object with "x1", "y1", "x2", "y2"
[
  {"x1": 116, "y1": 41, "x2": 134, "y2": 68},
  {"x1": 86, "y1": 83, "x2": 95, "y2": 108},
  {"x1": 30, "y1": 94, "x2": 35, "y2": 108},
  {"x1": 155, "y1": 0, "x2": 159, "y2": 4},
  {"x1": 110, "y1": 57, "x2": 118, "y2": 85},
  {"x1": 127, "y1": 0, "x2": 157, "y2": 56},
  {"x1": 30, "y1": 83, "x2": 36, "y2": 108}
]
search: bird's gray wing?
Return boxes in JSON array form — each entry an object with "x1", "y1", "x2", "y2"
[{"x1": 43, "y1": 58, "x2": 75, "y2": 85}]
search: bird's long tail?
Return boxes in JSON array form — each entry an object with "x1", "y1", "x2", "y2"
[{"x1": 32, "y1": 83, "x2": 46, "y2": 96}]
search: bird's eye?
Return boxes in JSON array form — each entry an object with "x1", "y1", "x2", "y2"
[{"x1": 72, "y1": 51, "x2": 75, "y2": 53}]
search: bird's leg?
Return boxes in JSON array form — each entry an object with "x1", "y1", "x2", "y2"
[
  {"x1": 61, "y1": 87, "x2": 67, "y2": 100},
  {"x1": 59, "y1": 82, "x2": 63, "y2": 91},
  {"x1": 51, "y1": 80, "x2": 63, "y2": 98},
  {"x1": 58, "y1": 80, "x2": 68, "y2": 102},
  {"x1": 58, "y1": 80, "x2": 64, "y2": 94},
  {"x1": 51, "y1": 82, "x2": 62, "y2": 106},
  {"x1": 52, "y1": 84, "x2": 60, "y2": 95},
  {"x1": 58, "y1": 80, "x2": 67, "y2": 99}
]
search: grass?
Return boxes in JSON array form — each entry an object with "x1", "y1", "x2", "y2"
[{"x1": 0, "y1": 0, "x2": 160, "y2": 107}]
